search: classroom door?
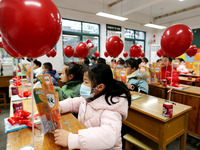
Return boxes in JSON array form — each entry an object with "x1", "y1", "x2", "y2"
[{"x1": 63, "y1": 34, "x2": 81, "y2": 63}]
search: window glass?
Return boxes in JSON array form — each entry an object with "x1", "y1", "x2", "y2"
[
  {"x1": 135, "y1": 40, "x2": 145, "y2": 52},
  {"x1": 124, "y1": 29, "x2": 134, "y2": 39},
  {"x1": 83, "y1": 23, "x2": 99, "y2": 34},
  {"x1": 135, "y1": 31, "x2": 145, "y2": 40},
  {"x1": 83, "y1": 36, "x2": 99, "y2": 58},
  {"x1": 62, "y1": 19, "x2": 81, "y2": 32}
]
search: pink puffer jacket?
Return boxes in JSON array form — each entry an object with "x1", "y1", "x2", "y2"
[{"x1": 59, "y1": 95, "x2": 129, "y2": 150}]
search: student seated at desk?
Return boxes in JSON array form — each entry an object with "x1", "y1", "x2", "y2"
[
  {"x1": 54, "y1": 64, "x2": 131, "y2": 150},
  {"x1": 117, "y1": 58, "x2": 125, "y2": 69},
  {"x1": 55, "y1": 63, "x2": 83, "y2": 101},
  {"x1": 140, "y1": 57, "x2": 149, "y2": 72},
  {"x1": 33, "y1": 60, "x2": 43, "y2": 78},
  {"x1": 125, "y1": 58, "x2": 149, "y2": 94},
  {"x1": 175, "y1": 58, "x2": 189, "y2": 74},
  {"x1": 161, "y1": 56, "x2": 179, "y2": 84},
  {"x1": 42, "y1": 62, "x2": 59, "y2": 86}
]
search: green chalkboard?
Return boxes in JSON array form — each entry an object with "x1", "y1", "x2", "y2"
[{"x1": 192, "y1": 28, "x2": 200, "y2": 48}]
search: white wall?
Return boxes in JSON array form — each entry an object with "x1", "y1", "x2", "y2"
[{"x1": 35, "y1": 6, "x2": 155, "y2": 71}]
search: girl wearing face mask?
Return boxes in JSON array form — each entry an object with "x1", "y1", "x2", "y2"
[
  {"x1": 54, "y1": 63, "x2": 83, "y2": 101},
  {"x1": 54, "y1": 64, "x2": 131, "y2": 150}
]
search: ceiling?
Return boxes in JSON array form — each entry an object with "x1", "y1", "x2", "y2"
[{"x1": 53, "y1": 0, "x2": 200, "y2": 25}]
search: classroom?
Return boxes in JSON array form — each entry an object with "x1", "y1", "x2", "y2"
[{"x1": 0, "y1": 0, "x2": 200, "y2": 150}]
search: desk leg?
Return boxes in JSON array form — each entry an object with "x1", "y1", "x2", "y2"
[
  {"x1": 158, "y1": 143, "x2": 166, "y2": 150},
  {"x1": 180, "y1": 113, "x2": 189, "y2": 150}
]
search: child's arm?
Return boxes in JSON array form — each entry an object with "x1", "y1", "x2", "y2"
[
  {"x1": 59, "y1": 97, "x2": 84, "y2": 114},
  {"x1": 68, "y1": 110, "x2": 124, "y2": 149}
]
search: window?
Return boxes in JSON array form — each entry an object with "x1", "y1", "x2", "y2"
[
  {"x1": 124, "y1": 28, "x2": 146, "y2": 58},
  {"x1": 62, "y1": 19, "x2": 100, "y2": 63}
]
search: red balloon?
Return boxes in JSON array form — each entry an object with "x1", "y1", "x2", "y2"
[
  {"x1": 130, "y1": 44, "x2": 142, "y2": 58},
  {"x1": 73, "y1": 51, "x2": 78, "y2": 58},
  {"x1": 141, "y1": 52, "x2": 145, "y2": 57},
  {"x1": 129, "y1": 53, "x2": 133, "y2": 58},
  {"x1": 2, "y1": 38, "x2": 23, "y2": 58},
  {"x1": 76, "y1": 43, "x2": 89, "y2": 58},
  {"x1": 86, "y1": 39, "x2": 91, "y2": 44},
  {"x1": 104, "y1": 51, "x2": 109, "y2": 58},
  {"x1": 64, "y1": 46, "x2": 74, "y2": 58},
  {"x1": 50, "y1": 49, "x2": 57, "y2": 57},
  {"x1": 46, "y1": 52, "x2": 51, "y2": 57},
  {"x1": 123, "y1": 52, "x2": 128, "y2": 58},
  {"x1": 94, "y1": 51, "x2": 100, "y2": 58},
  {"x1": 186, "y1": 46, "x2": 198, "y2": 57},
  {"x1": 106, "y1": 36, "x2": 124, "y2": 57},
  {"x1": 0, "y1": 0, "x2": 62, "y2": 58},
  {"x1": 0, "y1": 42, "x2": 3, "y2": 48},
  {"x1": 157, "y1": 49, "x2": 164, "y2": 57},
  {"x1": 161, "y1": 24, "x2": 193, "y2": 58}
]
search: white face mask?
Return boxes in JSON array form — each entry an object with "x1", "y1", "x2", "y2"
[{"x1": 80, "y1": 84, "x2": 95, "y2": 99}]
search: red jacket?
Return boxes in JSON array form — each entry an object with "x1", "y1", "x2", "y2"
[{"x1": 161, "y1": 65, "x2": 179, "y2": 84}]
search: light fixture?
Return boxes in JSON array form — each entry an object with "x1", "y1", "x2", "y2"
[
  {"x1": 179, "y1": 0, "x2": 184, "y2": 1},
  {"x1": 96, "y1": 12, "x2": 128, "y2": 21},
  {"x1": 144, "y1": 23, "x2": 166, "y2": 29}
]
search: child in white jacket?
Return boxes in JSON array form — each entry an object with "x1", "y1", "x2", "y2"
[{"x1": 54, "y1": 64, "x2": 131, "y2": 150}]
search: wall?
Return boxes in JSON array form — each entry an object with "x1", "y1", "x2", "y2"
[{"x1": 36, "y1": 6, "x2": 154, "y2": 71}]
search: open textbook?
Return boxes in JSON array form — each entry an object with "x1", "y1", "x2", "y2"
[{"x1": 33, "y1": 74, "x2": 61, "y2": 134}]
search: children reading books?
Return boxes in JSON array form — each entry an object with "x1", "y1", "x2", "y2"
[
  {"x1": 125, "y1": 58, "x2": 149, "y2": 94},
  {"x1": 42, "y1": 62, "x2": 60, "y2": 86},
  {"x1": 55, "y1": 63, "x2": 83, "y2": 101},
  {"x1": 54, "y1": 64, "x2": 131, "y2": 149}
]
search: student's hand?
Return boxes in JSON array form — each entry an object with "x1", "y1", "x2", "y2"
[
  {"x1": 126, "y1": 83, "x2": 134, "y2": 90},
  {"x1": 54, "y1": 129, "x2": 69, "y2": 147}
]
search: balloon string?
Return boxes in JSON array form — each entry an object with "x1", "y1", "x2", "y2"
[
  {"x1": 20, "y1": 59, "x2": 23, "y2": 94},
  {"x1": 15, "y1": 59, "x2": 19, "y2": 90},
  {"x1": 168, "y1": 60, "x2": 174, "y2": 101},
  {"x1": 31, "y1": 60, "x2": 34, "y2": 144}
]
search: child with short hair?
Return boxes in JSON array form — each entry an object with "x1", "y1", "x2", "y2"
[
  {"x1": 54, "y1": 64, "x2": 131, "y2": 149},
  {"x1": 55, "y1": 63, "x2": 83, "y2": 101},
  {"x1": 42, "y1": 62, "x2": 59, "y2": 86},
  {"x1": 161, "y1": 56, "x2": 179, "y2": 84}
]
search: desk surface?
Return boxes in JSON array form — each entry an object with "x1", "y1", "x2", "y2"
[
  {"x1": 179, "y1": 76, "x2": 196, "y2": 82},
  {"x1": 7, "y1": 98, "x2": 85, "y2": 150},
  {"x1": 131, "y1": 92, "x2": 191, "y2": 122}
]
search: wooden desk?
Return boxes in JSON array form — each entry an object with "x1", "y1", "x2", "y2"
[
  {"x1": 148, "y1": 83, "x2": 167, "y2": 99},
  {"x1": 178, "y1": 76, "x2": 196, "y2": 86},
  {"x1": 7, "y1": 98, "x2": 85, "y2": 150},
  {"x1": 179, "y1": 74, "x2": 199, "y2": 78},
  {"x1": 168, "y1": 86, "x2": 200, "y2": 138},
  {"x1": 123, "y1": 93, "x2": 191, "y2": 150}
]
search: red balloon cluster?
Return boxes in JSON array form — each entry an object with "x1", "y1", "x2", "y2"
[
  {"x1": 129, "y1": 44, "x2": 142, "y2": 58},
  {"x1": 140, "y1": 52, "x2": 145, "y2": 57},
  {"x1": 123, "y1": 52, "x2": 128, "y2": 58},
  {"x1": 106, "y1": 36, "x2": 124, "y2": 58},
  {"x1": 76, "y1": 42, "x2": 90, "y2": 58},
  {"x1": 2, "y1": 38, "x2": 23, "y2": 58},
  {"x1": 186, "y1": 46, "x2": 198, "y2": 57},
  {"x1": 94, "y1": 51, "x2": 100, "y2": 58},
  {"x1": 0, "y1": 0, "x2": 62, "y2": 58},
  {"x1": 161, "y1": 24, "x2": 193, "y2": 58},
  {"x1": 157, "y1": 49, "x2": 164, "y2": 57},
  {"x1": 86, "y1": 39, "x2": 94, "y2": 49},
  {"x1": 64, "y1": 46, "x2": 74, "y2": 58},
  {"x1": 46, "y1": 49, "x2": 57, "y2": 58},
  {"x1": 104, "y1": 51, "x2": 109, "y2": 58}
]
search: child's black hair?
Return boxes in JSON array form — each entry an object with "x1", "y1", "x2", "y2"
[
  {"x1": 177, "y1": 58, "x2": 185, "y2": 63},
  {"x1": 142, "y1": 57, "x2": 149, "y2": 63},
  {"x1": 156, "y1": 59, "x2": 162, "y2": 63},
  {"x1": 65, "y1": 63, "x2": 83, "y2": 81},
  {"x1": 163, "y1": 56, "x2": 173, "y2": 63},
  {"x1": 84, "y1": 57, "x2": 90, "y2": 66},
  {"x1": 43, "y1": 62, "x2": 52, "y2": 71},
  {"x1": 117, "y1": 59, "x2": 125, "y2": 65},
  {"x1": 91, "y1": 56, "x2": 97, "y2": 61},
  {"x1": 111, "y1": 59, "x2": 116, "y2": 63},
  {"x1": 86, "y1": 64, "x2": 131, "y2": 107},
  {"x1": 33, "y1": 60, "x2": 41, "y2": 67},
  {"x1": 125, "y1": 58, "x2": 139, "y2": 70},
  {"x1": 97, "y1": 58, "x2": 106, "y2": 64}
]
